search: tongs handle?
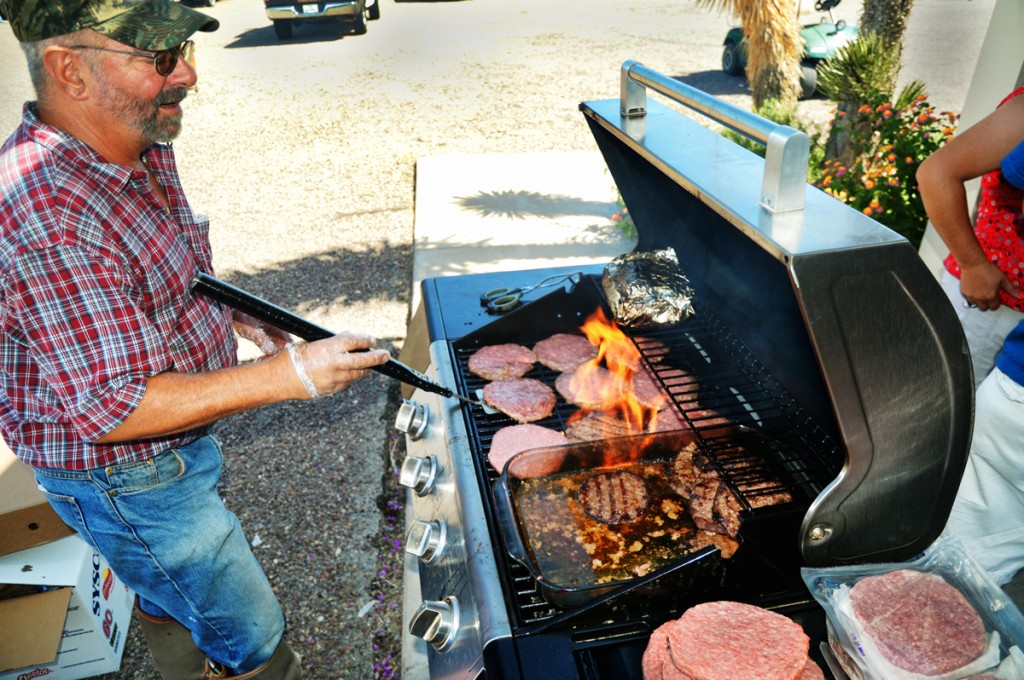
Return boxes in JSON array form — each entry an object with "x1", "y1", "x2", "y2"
[{"x1": 189, "y1": 272, "x2": 459, "y2": 400}]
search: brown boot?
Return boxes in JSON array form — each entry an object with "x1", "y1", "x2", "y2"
[
  {"x1": 135, "y1": 604, "x2": 207, "y2": 680},
  {"x1": 204, "y1": 640, "x2": 302, "y2": 679}
]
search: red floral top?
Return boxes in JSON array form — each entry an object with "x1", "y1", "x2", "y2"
[{"x1": 944, "y1": 87, "x2": 1024, "y2": 312}]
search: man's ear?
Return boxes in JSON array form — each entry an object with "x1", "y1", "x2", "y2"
[{"x1": 42, "y1": 46, "x2": 90, "y2": 101}]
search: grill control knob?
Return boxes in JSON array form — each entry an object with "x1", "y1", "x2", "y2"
[
  {"x1": 409, "y1": 597, "x2": 460, "y2": 652},
  {"x1": 395, "y1": 400, "x2": 429, "y2": 441},
  {"x1": 405, "y1": 519, "x2": 447, "y2": 563},
  {"x1": 399, "y1": 455, "x2": 437, "y2": 495}
]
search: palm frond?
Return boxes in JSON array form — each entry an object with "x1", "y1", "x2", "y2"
[
  {"x1": 893, "y1": 80, "x2": 927, "y2": 110},
  {"x1": 816, "y1": 34, "x2": 900, "y2": 103}
]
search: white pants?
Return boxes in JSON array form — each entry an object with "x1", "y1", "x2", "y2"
[
  {"x1": 941, "y1": 271, "x2": 1024, "y2": 389},
  {"x1": 943, "y1": 369, "x2": 1024, "y2": 585}
]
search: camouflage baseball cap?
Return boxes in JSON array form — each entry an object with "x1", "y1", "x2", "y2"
[{"x1": 1, "y1": 0, "x2": 219, "y2": 51}]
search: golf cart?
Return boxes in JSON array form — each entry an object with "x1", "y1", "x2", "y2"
[{"x1": 721, "y1": 0, "x2": 859, "y2": 98}]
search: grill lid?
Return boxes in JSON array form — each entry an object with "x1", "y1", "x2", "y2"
[{"x1": 579, "y1": 62, "x2": 973, "y2": 567}]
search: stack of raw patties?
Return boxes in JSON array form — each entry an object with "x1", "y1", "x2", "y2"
[{"x1": 642, "y1": 601, "x2": 824, "y2": 679}]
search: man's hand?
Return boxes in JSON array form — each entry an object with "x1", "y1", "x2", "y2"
[
  {"x1": 287, "y1": 333, "x2": 390, "y2": 399},
  {"x1": 233, "y1": 311, "x2": 292, "y2": 356}
]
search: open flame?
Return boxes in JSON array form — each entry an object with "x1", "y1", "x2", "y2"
[{"x1": 568, "y1": 308, "x2": 665, "y2": 435}]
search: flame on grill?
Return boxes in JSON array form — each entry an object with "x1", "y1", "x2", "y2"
[{"x1": 567, "y1": 308, "x2": 665, "y2": 437}]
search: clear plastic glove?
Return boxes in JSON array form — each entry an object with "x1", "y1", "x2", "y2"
[
  {"x1": 233, "y1": 311, "x2": 292, "y2": 357},
  {"x1": 286, "y1": 333, "x2": 390, "y2": 400}
]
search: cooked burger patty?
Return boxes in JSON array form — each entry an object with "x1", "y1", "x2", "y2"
[
  {"x1": 533, "y1": 333, "x2": 599, "y2": 372},
  {"x1": 578, "y1": 470, "x2": 651, "y2": 524},
  {"x1": 482, "y1": 378, "x2": 556, "y2": 423},
  {"x1": 631, "y1": 364, "x2": 669, "y2": 411},
  {"x1": 564, "y1": 413, "x2": 633, "y2": 443},
  {"x1": 468, "y1": 343, "x2": 537, "y2": 381},
  {"x1": 555, "y1": 363, "x2": 628, "y2": 411}
]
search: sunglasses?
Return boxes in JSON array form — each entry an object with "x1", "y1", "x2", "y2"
[{"x1": 68, "y1": 40, "x2": 195, "y2": 77}]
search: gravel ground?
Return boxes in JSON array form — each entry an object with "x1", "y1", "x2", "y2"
[{"x1": 0, "y1": 0, "x2": 992, "y2": 677}]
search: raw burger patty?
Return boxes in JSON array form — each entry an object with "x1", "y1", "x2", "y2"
[
  {"x1": 555, "y1": 364, "x2": 627, "y2": 410},
  {"x1": 578, "y1": 470, "x2": 650, "y2": 524},
  {"x1": 667, "y1": 601, "x2": 809, "y2": 680},
  {"x1": 468, "y1": 343, "x2": 536, "y2": 381},
  {"x1": 642, "y1": 622, "x2": 692, "y2": 680},
  {"x1": 483, "y1": 378, "x2": 556, "y2": 423},
  {"x1": 488, "y1": 423, "x2": 567, "y2": 474},
  {"x1": 533, "y1": 333, "x2": 599, "y2": 372},
  {"x1": 848, "y1": 569, "x2": 986, "y2": 675},
  {"x1": 800, "y1": 660, "x2": 824, "y2": 680}
]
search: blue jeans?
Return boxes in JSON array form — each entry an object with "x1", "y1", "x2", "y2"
[{"x1": 33, "y1": 435, "x2": 284, "y2": 673}]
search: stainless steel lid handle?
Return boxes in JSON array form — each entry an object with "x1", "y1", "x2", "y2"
[
  {"x1": 619, "y1": 60, "x2": 809, "y2": 214},
  {"x1": 409, "y1": 597, "x2": 460, "y2": 652}
]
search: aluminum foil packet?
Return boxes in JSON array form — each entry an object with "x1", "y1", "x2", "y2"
[{"x1": 602, "y1": 248, "x2": 695, "y2": 329}]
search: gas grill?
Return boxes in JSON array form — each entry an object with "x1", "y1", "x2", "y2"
[{"x1": 397, "y1": 62, "x2": 974, "y2": 679}]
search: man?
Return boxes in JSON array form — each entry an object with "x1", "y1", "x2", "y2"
[{"x1": 0, "y1": 0, "x2": 390, "y2": 677}]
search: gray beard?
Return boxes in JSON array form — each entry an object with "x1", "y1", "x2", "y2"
[
  {"x1": 98, "y1": 74, "x2": 188, "y2": 144},
  {"x1": 140, "y1": 87, "x2": 188, "y2": 143}
]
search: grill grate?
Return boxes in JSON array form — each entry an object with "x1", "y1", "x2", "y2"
[{"x1": 450, "y1": 303, "x2": 842, "y2": 628}]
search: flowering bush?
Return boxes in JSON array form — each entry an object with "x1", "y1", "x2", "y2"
[
  {"x1": 610, "y1": 198, "x2": 636, "y2": 239},
  {"x1": 815, "y1": 94, "x2": 958, "y2": 247}
]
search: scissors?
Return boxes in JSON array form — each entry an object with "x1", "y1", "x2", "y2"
[{"x1": 479, "y1": 271, "x2": 583, "y2": 314}]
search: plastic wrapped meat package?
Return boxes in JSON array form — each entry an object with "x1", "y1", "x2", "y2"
[{"x1": 802, "y1": 535, "x2": 1024, "y2": 679}]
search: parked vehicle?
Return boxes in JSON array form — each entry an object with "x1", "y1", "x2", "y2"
[
  {"x1": 721, "y1": 0, "x2": 858, "y2": 99},
  {"x1": 264, "y1": 0, "x2": 380, "y2": 40}
]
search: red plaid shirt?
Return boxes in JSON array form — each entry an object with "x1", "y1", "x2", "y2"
[{"x1": 0, "y1": 103, "x2": 238, "y2": 470}]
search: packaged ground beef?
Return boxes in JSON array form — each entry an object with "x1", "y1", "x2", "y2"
[{"x1": 802, "y1": 535, "x2": 1024, "y2": 679}]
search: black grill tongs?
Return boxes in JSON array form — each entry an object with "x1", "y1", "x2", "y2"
[{"x1": 189, "y1": 272, "x2": 485, "y2": 408}]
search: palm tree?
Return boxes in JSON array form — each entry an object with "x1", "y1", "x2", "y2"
[
  {"x1": 859, "y1": 0, "x2": 915, "y2": 81},
  {"x1": 697, "y1": 0, "x2": 804, "y2": 108},
  {"x1": 821, "y1": 0, "x2": 916, "y2": 164}
]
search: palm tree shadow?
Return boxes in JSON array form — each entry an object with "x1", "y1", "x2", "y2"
[{"x1": 454, "y1": 189, "x2": 616, "y2": 220}]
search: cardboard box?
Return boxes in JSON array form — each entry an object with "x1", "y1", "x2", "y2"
[
  {"x1": 0, "y1": 535, "x2": 135, "y2": 679},
  {"x1": 0, "y1": 441, "x2": 74, "y2": 557}
]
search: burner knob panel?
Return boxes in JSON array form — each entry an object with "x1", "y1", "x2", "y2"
[
  {"x1": 409, "y1": 597, "x2": 460, "y2": 652},
  {"x1": 395, "y1": 400, "x2": 429, "y2": 440},
  {"x1": 399, "y1": 455, "x2": 437, "y2": 495},
  {"x1": 405, "y1": 519, "x2": 447, "y2": 563}
]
